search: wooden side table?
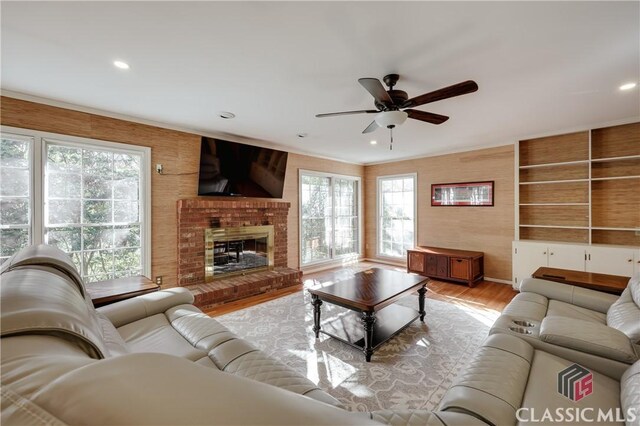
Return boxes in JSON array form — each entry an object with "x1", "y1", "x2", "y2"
[
  {"x1": 85, "y1": 275, "x2": 160, "y2": 307},
  {"x1": 532, "y1": 267, "x2": 629, "y2": 295},
  {"x1": 407, "y1": 246, "x2": 484, "y2": 287}
]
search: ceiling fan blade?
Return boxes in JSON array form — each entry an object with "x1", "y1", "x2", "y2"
[
  {"x1": 316, "y1": 109, "x2": 378, "y2": 118},
  {"x1": 401, "y1": 80, "x2": 478, "y2": 108},
  {"x1": 358, "y1": 78, "x2": 393, "y2": 106},
  {"x1": 362, "y1": 120, "x2": 379, "y2": 134},
  {"x1": 406, "y1": 109, "x2": 450, "y2": 125}
]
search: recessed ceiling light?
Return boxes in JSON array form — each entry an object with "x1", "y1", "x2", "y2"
[
  {"x1": 217, "y1": 111, "x2": 236, "y2": 119},
  {"x1": 370, "y1": 140, "x2": 377, "y2": 145},
  {"x1": 297, "y1": 133, "x2": 308, "y2": 138},
  {"x1": 113, "y1": 60, "x2": 130, "y2": 70},
  {"x1": 619, "y1": 82, "x2": 637, "y2": 91}
]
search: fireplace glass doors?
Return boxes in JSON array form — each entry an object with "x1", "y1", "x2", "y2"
[{"x1": 204, "y1": 225, "x2": 274, "y2": 280}]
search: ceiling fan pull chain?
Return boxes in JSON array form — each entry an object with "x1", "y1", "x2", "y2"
[{"x1": 389, "y1": 127, "x2": 393, "y2": 151}]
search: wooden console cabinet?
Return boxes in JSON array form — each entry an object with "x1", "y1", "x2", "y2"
[{"x1": 407, "y1": 246, "x2": 484, "y2": 287}]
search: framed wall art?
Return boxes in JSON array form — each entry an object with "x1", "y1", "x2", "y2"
[{"x1": 431, "y1": 181, "x2": 494, "y2": 206}]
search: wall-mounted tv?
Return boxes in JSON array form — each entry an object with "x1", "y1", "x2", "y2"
[{"x1": 197, "y1": 137, "x2": 288, "y2": 198}]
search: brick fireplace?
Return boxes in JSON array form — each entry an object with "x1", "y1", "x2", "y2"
[{"x1": 177, "y1": 199, "x2": 301, "y2": 309}]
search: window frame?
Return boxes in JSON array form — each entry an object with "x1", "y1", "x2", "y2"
[
  {"x1": 0, "y1": 125, "x2": 152, "y2": 278},
  {"x1": 376, "y1": 173, "x2": 418, "y2": 260},
  {"x1": 0, "y1": 132, "x2": 35, "y2": 263},
  {"x1": 298, "y1": 169, "x2": 362, "y2": 267}
]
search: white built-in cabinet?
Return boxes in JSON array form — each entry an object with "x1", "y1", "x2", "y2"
[
  {"x1": 513, "y1": 241, "x2": 640, "y2": 286},
  {"x1": 585, "y1": 246, "x2": 639, "y2": 276},
  {"x1": 513, "y1": 122, "x2": 640, "y2": 287}
]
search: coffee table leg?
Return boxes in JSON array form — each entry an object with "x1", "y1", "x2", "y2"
[
  {"x1": 362, "y1": 311, "x2": 376, "y2": 362},
  {"x1": 418, "y1": 285, "x2": 427, "y2": 322},
  {"x1": 312, "y1": 294, "x2": 322, "y2": 338}
]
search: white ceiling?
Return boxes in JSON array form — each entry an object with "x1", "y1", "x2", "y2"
[{"x1": 1, "y1": 1, "x2": 639, "y2": 164}]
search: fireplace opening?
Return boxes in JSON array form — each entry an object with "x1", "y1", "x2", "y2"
[{"x1": 204, "y1": 225, "x2": 274, "y2": 280}]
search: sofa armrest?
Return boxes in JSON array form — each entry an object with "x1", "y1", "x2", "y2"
[
  {"x1": 31, "y1": 353, "x2": 373, "y2": 426},
  {"x1": 97, "y1": 288, "x2": 195, "y2": 328},
  {"x1": 540, "y1": 316, "x2": 638, "y2": 363},
  {"x1": 519, "y1": 278, "x2": 618, "y2": 313}
]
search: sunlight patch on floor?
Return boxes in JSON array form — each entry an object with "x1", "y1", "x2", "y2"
[
  {"x1": 287, "y1": 347, "x2": 358, "y2": 388},
  {"x1": 451, "y1": 303, "x2": 500, "y2": 327},
  {"x1": 322, "y1": 352, "x2": 358, "y2": 388},
  {"x1": 416, "y1": 337, "x2": 432, "y2": 348}
]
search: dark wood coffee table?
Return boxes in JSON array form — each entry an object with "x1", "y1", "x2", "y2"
[{"x1": 308, "y1": 268, "x2": 429, "y2": 362}]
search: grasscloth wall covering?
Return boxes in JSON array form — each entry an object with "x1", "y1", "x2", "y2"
[
  {"x1": 364, "y1": 145, "x2": 515, "y2": 281},
  {"x1": 0, "y1": 96, "x2": 363, "y2": 287}
]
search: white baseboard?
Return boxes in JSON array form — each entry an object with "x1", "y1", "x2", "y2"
[
  {"x1": 483, "y1": 277, "x2": 514, "y2": 285},
  {"x1": 363, "y1": 257, "x2": 406, "y2": 268},
  {"x1": 301, "y1": 257, "x2": 363, "y2": 275}
]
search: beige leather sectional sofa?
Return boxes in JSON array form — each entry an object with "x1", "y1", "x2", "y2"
[
  {"x1": 1, "y1": 245, "x2": 639, "y2": 425},
  {"x1": 491, "y1": 276, "x2": 640, "y2": 378}
]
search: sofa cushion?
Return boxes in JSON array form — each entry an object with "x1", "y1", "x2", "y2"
[
  {"x1": 501, "y1": 292, "x2": 548, "y2": 322},
  {"x1": 0, "y1": 335, "x2": 96, "y2": 399},
  {"x1": 607, "y1": 276, "x2": 640, "y2": 343},
  {"x1": 0, "y1": 244, "x2": 86, "y2": 299},
  {"x1": 28, "y1": 353, "x2": 369, "y2": 426},
  {"x1": 1, "y1": 384, "x2": 66, "y2": 426},
  {"x1": 365, "y1": 410, "x2": 488, "y2": 426},
  {"x1": 117, "y1": 314, "x2": 208, "y2": 362},
  {"x1": 367, "y1": 410, "x2": 443, "y2": 425},
  {"x1": 0, "y1": 269, "x2": 107, "y2": 359},
  {"x1": 540, "y1": 317, "x2": 637, "y2": 364},
  {"x1": 547, "y1": 300, "x2": 607, "y2": 323},
  {"x1": 222, "y1": 348, "x2": 332, "y2": 401},
  {"x1": 98, "y1": 288, "x2": 195, "y2": 328},
  {"x1": 519, "y1": 350, "x2": 621, "y2": 426},
  {"x1": 519, "y1": 278, "x2": 618, "y2": 314},
  {"x1": 165, "y1": 304, "x2": 235, "y2": 352},
  {"x1": 438, "y1": 334, "x2": 534, "y2": 426},
  {"x1": 95, "y1": 311, "x2": 130, "y2": 357},
  {"x1": 620, "y1": 361, "x2": 640, "y2": 422}
]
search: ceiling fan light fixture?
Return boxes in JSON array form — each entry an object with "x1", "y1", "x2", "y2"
[{"x1": 375, "y1": 111, "x2": 408, "y2": 128}]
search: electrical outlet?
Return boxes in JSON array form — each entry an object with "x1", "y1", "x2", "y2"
[
  {"x1": 155, "y1": 276, "x2": 163, "y2": 286},
  {"x1": 155, "y1": 164, "x2": 163, "y2": 174}
]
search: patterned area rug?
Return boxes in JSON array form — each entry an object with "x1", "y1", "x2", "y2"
[{"x1": 216, "y1": 285, "x2": 500, "y2": 412}]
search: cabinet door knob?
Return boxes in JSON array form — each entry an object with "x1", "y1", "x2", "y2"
[
  {"x1": 550, "y1": 252, "x2": 554, "y2": 255},
  {"x1": 543, "y1": 251, "x2": 547, "y2": 255},
  {"x1": 628, "y1": 259, "x2": 633, "y2": 263}
]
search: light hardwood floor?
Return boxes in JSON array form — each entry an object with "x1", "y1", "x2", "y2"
[{"x1": 204, "y1": 261, "x2": 517, "y2": 317}]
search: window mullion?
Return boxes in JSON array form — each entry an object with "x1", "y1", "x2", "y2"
[
  {"x1": 33, "y1": 137, "x2": 43, "y2": 245},
  {"x1": 330, "y1": 177, "x2": 335, "y2": 260},
  {"x1": 80, "y1": 146, "x2": 85, "y2": 277}
]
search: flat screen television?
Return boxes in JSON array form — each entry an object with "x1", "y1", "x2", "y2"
[{"x1": 197, "y1": 137, "x2": 288, "y2": 198}]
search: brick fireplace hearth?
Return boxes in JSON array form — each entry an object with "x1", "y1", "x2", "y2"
[{"x1": 177, "y1": 199, "x2": 301, "y2": 309}]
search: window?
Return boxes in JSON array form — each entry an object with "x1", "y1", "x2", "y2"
[
  {"x1": 378, "y1": 174, "x2": 416, "y2": 258},
  {"x1": 300, "y1": 171, "x2": 360, "y2": 265},
  {"x1": 0, "y1": 135, "x2": 33, "y2": 263},
  {"x1": 44, "y1": 141, "x2": 144, "y2": 281},
  {"x1": 0, "y1": 126, "x2": 151, "y2": 282}
]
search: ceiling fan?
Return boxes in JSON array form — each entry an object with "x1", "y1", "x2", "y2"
[{"x1": 316, "y1": 74, "x2": 478, "y2": 149}]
